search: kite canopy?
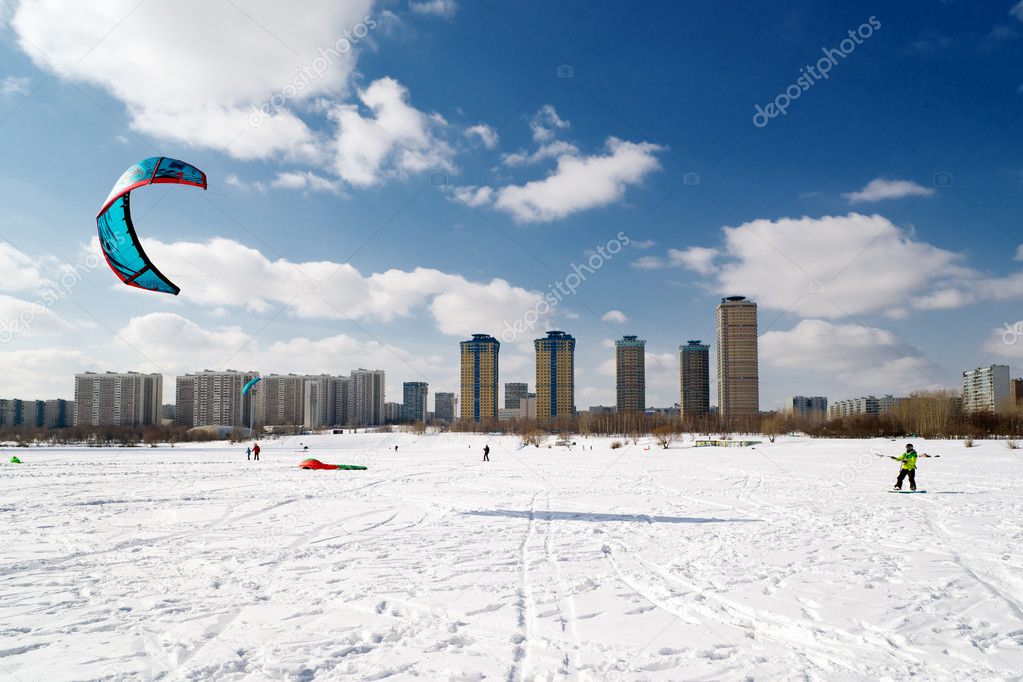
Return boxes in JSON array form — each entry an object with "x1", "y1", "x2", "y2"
[
  {"x1": 242, "y1": 377, "x2": 262, "y2": 396},
  {"x1": 299, "y1": 459, "x2": 368, "y2": 471},
  {"x1": 96, "y1": 156, "x2": 207, "y2": 295}
]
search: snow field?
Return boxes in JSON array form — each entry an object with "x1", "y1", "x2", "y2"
[{"x1": 1, "y1": 433, "x2": 1021, "y2": 680}]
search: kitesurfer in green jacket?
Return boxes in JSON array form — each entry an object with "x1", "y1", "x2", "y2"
[{"x1": 891, "y1": 443, "x2": 932, "y2": 491}]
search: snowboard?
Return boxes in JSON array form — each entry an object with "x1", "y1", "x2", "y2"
[{"x1": 889, "y1": 489, "x2": 927, "y2": 494}]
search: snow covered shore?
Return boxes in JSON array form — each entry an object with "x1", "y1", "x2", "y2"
[{"x1": 1, "y1": 433, "x2": 1021, "y2": 680}]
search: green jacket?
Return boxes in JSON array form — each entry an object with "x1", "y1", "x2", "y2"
[{"x1": 898, "y1": 450, "x2": 918, "y2": 470}]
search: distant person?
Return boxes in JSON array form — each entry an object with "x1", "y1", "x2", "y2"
[
  {"x1": 394, "y1": 445, "x2": 398, "y2": 452},
  {"x1": 246, "y1": 447, "x2": 251, "y2": 461},
  {"x1": 483, "y1": 444, "x2": 490, "y2": 462},
  {"x1": 891, "y1": 443, "x2": 932, "y2": 491},
  {"x1": 252, "y1": 443, "x2": 261, "y2": 461}
]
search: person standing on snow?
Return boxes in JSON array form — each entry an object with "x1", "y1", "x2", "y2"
[
  {"x1": 252, "y1": 443, "x2": 261, "y2": 461},
  {"x1": 891, "y1": 443, "x2": 932, "y2": 490},
  {"x1": 483, "y1": 444, "x2": 490, "y2": 462},
  {"x1": 246, "y1": 446, "x2": 251, "y2": 461}
]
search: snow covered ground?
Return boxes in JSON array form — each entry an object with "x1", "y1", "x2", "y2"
[{"x1": 1, "y1": 433, "x2": 1022, "y2": 681}]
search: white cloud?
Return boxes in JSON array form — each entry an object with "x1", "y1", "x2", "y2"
[
  {"x1": 0, "y1": 349, "x2": 93, "y2": 398},
  {"x1": 270, "y1": 171, "x2": 344, "y2": 195},
  {"x1": 0, "y1": 243, "x2": 54, "y2": 292},
  {"x1": 491, "y1": 137, "x2": 664, "y2": 222},
  {"x1": 1015, "y1": 244, "x2": 1023, "y2": 261},
  {"x1": 843, "y1": 178, "x2": 935, "y2": 204},
  {"x1": 450, "y1": 185, "x2": 494, "y2": 208},
  {"x1": 760, "y1": 319, "x2": 939, "y2": 394},
  {"x1": 502, "y1": 140, "x2": 579, "y2": 167},
  {"x1": 464, "y1": 124, "x2": 498, "y2": 150},
  {"x1": 602, "y1": 310, "x2": 627, "y2": 323},
  {"x1": 1012, "y1": 0, "x2": 1023, "y2": 22},
  {"x1": 11, "y1": 1, "x2": 374, "y2": 159},
  {"x1": 668, "y1": 246, "x2": 718, "y2": 274},
  {"x1": 330, "y1": 77, "x2": 455, "y2": 187},
  {"x1": 630, "y1": 256, "x2": 665, "y2": 270},
  {"x1": 409, "y1": 0, "x2": 456, "y2": 19},
  {"x1": 0, "y1": 75, "x2": 29, "y2": 96},
  {"x1": 127, "y1": 237, "x2": 540, "y2": 338},
  {"x1": 984, "y1": 320, "x2": 1023, "y2": 359},
  {"x1": 707, "y1": 213, "x2": 969, "y2": 318},
  {"x1": 530, "y1": 105, "x2": 570, "y2": 143},
  {"x1": 631, "y1": 239, "x2": 655, "y2": 250},
  {"x1": 911, "y1": 288, "x2": 976, "y2": 310}
]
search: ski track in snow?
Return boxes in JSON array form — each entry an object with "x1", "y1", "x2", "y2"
[{"x1": 0, "y1": 434, "x2": 1021, "y2": 680}]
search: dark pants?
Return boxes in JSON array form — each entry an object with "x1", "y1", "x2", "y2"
[
  {"x1": 253, "y1": 452, "x2": 259, "y2": 461},
  {"x1": 483, "y1": 452, "x2": 489, "y2": 461},
  {"x1": 895, "y1": 468, "x2": 916, "y2": 490}
]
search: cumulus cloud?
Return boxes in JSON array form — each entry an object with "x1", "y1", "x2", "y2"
[
  {"x1": 631, "y1": 239, "x2": 655, "y2": 250},
  {"x1": 270, "y1": 171, "x2": 344, "y2": 195},
  {"x1": 843, "y1": 178, "x2": 935, "y2": 204},
  {"x1": 464, "y1": 123, "x2": 498, "y2": 150},
  {"x1": 502, "y1": 140, "x2": 579, "y2": 167},
  {"x1": 126, "y1": 237, "x2": 540, "y2": 338},
  {"x1": 706, "y1": 213, "x2": 969, "y2": 318},
  {"x1": 409, "y1": 0, "x2": 456, "y2": 19},
  {"x1": 0, "y1": 348, "x2": 93, "y2": 398},
  {"x1": 0, "y1": 75, "x2": 29, "y2": 96},
  {"x1": 11, "y1": 1, "x2": 375, "y2": 160},
  {"x1": 450, "y1": 185, "x2": 494, "y2": 208},
  {"x1": 331, "y1": 77, "x2": 455, "y2": 187},
  {"x1": 1016, "y1": 244, "x2": 1023, "y2": 261},
  {"x1": 911, "y1": 288, "x2": 976, "y2": 310},
  {"x1": 490, "y1": 138, "x2": 664, "y2": 222},
  {"x1": 760, "y1": 319, "x2": 940, "y2": 394},
  {"x1": 530, "y1": 105, "x2": 570, "y2": 143},
  {"x1": 630, "y1": 256, "x2": 665, "y2": 270},
  {"x1": 602, "y1": 309, "x2": 627, "y2": 323},
  {"x1": 1012, "y1": 0, "x2": 1023, "y2": 22},
  {"x1": 668, "y1": 246, "x2": 718, "y2": 274},
  {"x1": 0, "y1": 243, "x2": 55, "y2": 292}
]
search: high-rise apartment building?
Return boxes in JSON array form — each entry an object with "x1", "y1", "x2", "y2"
[
  {"x1": 302, "y1": 374, "x2": 349, "y2": 429},
  {"x1": 384, "y1": 401, "x2": 402, "y2": 424},
  {"x1": 962, "y1": 365, "x2": 1011, "y2": 414},
  {"x1": 348, "y1": 368, "x2": 385, "y2": 427},
  {"x1": 461, "y1": 334, "x2": 500, "y2": 422},
  {"x1": 0, "y1": 398, "x2": 74, "y2": 429},
  {"x1": 403, "y1": 382, "x2": 429, "y2": 423},
  {"x1": 680, "y1": 340, "x2": 710, "y2": 420},
  {"x1": 434, "y1": 392, "x2": 456, "y2": 423},
  {"x1": 784, "y1": 396, "x2": 828, "y2": 421},
  {"x1": 615, "y1": 335, "x2": 646, "y2": 413},
  {"x1": 535, "y1": 331, "x2": 575, "y2": 421},
  {"x1": 177, "y1": 370, "x2": 258, "y2": 427},
  {"x1": 504, "y1": 382, "x2": 529, "y2": 410},
  {"x1": 74, "y1": 372, "x2": 162, "y2": 427},
  {"x1": 1011, "y1": 378, "x2": 1023, "y2": 412},
  {"x1": 258, "y1": 374, "x2": 308, "y2": 426},
  {"x1": 827, "y1": 395, "x2": 901, "y2": 420},
  {"x1": 717, "y1": 296, "x2": 759, "y2": 418}
]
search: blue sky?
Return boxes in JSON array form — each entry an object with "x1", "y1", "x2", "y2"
[{"x1": 1, "y1": 0, "x2": 1022, "y2": 410}]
